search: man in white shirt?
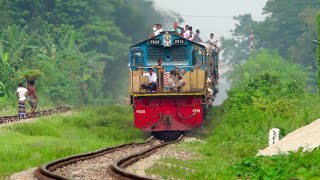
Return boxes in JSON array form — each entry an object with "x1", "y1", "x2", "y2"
[
  {"x1": 208, "y1": 33, "x2": 220, "y2": 52},
  {"x1": 16, "y1": 83, "x2": 28, "y2": 118},
  {"x1": 154, "y1": 24, "x2": 163, "y2": 36},
  {"x1": 142, "y1": 68, "x2": 157, "y2": 92},
  {"x1": 183, "y1": 26, "x2": 191, "y2": 39}
]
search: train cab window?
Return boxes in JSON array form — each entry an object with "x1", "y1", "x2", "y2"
[
  {"x1": 131, "y1": 48, "x2": 144, "y2": 68},
  {"x1": 192, "y1": 49, "x2": 204, "y2": 66}
]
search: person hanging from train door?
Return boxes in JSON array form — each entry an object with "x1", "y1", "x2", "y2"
[
  {"x1": 141, "y1": 68, "x2": 157, "y2": 92},
  {"x1": 16, "y1": 82, "x2": 28, "y2": 118}
]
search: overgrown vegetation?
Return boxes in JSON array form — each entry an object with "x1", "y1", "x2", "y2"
[
  {"x1": 221, "y1": 0, "x2": 320, "y2": 71},
  {"x1": 148, "y1": 51, "x2": 320, "y2": 179},
  {"x1": 0, "y1": 106, "x2": 143, "y2": 178},
  {"x1": 0, "y1": 0, "x2": 182, "y2": 109}
]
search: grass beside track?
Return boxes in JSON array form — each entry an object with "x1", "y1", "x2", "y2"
[
  {"x1": 0, "y1": 106, "x2": 143, "y2": 178},
  {"x1": 147, "y1": 51, "x2": 320, "y2": 179},
  {"x1": 148, "y1": 95, "x2": 320, "y2": 179}
]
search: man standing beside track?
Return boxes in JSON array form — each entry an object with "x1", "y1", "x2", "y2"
[
  {"x1": 27, "y1": 80, "x2": 38, "y2": 115},
  {"x1": 16, "y1": 83, "x2": 28, "y2": 118}
]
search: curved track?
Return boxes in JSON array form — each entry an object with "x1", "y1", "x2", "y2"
[
  {"x1": 0, "y1": 107, "x2": 71, "y2": 125},
  {"x1": 111, "y1": 135, "x2": 183, "y2": 180},
  {"x1": 34, "y1": 136, "x2": 183, "y2": 180}
]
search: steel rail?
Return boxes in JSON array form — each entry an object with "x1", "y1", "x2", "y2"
[
  {"x1": 111, "y1": 135, "x2": 184, "y2": 180},
  {"x1": 0, "y1": 106, "x2": 71, "y2": 125},
  {"x1": 33, "y1": 136, "x2": 155, "y2": 180}
]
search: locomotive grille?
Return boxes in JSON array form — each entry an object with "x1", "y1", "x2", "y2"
[
  {"x1": 170, "y1": 47, "x2": 188, "y2": 61},
  {"x1": 147, "y1": 47, "x2": 165, "y2": 62}
]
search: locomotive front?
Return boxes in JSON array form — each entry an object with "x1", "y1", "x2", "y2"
[{"x1": 128, "y1": 32, "x2": 219, "y2": 137}]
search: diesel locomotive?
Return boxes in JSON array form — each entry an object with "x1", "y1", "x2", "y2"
[{"x1": 128, "y1": 31, "x2": 219, "y2": 138}]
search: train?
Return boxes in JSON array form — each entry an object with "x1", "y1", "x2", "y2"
[{"x1": 128, "y1": 31, "x2": 219, "y2": 139}]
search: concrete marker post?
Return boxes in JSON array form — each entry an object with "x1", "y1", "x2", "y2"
[{"x1": 269, "y1": 128, "x2": 280, "y2": 146}]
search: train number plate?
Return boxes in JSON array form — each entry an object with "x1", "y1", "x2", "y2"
[
  {"x1": 174, "y1": 39, "x2": 185, "y2": 45},
  {"x1": 136, "y1": 109, "x2": 146, "y2": 114},
  {"x1": 192, "y1": 109, "x2": 201, "y2": 113},
  {"x1": 149, "y1": 39, "x2": 161, "y2": 45}
]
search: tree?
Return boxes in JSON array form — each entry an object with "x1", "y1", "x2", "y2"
[
  {"x1": 221, "y1": 0, "x2": 320, "y2": 70},
  {"x1": 221, "y1": 14, "x2": 257, "y2": 64}
]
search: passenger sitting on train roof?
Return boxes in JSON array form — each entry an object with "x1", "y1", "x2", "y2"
[
  {"x1": 193, "y1": 29, "x2": 203, "y2": 42},
  {"x1": 154, "y1": 24, "x2": 163, "y2": 36},
  {"x1": 141, "y1": 68, "x2": 157, "y2": 92},
  {"x1": 179, "y1": 27, "x2": 184, "y2": 37},
  {"x1": 183, "y1": 25, "x2": 190, "y2": 39},
  {"x1": 169, "y1": 67, "x2": 185, "y2": 92},
  {"x1": 185, "y1": 25, "x2": 189, "y2": 32},
  {"x1": 185, "y1": 26, "x2": 193, "y2": 40},
  {"x1": 150, "y1": 24, "x2": 157, "y2": 38},
  {"x1": 189, "y1": 32, "x2": 194, "y2": 41},
  {"x1": 171, "y1": 22, "x2": 181, "y2": 34}
]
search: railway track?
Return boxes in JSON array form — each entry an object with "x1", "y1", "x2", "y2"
[
  {"x1": 0, "y1": 107, "x2": 71, "y2": 125},
  {"x1": 34, "y1": 135, "x2": 183, "y2": 180}
]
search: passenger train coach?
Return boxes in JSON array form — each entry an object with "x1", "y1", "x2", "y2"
[{"x1": 128, "y1": 31, "x2": 219, "y2": 137}]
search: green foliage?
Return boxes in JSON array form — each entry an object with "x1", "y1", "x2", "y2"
[
  {"x1": 228, "y1": 148, "x2": 320, "y2": 179},
  {"x1": 220, "y1": 14, "x2": 256, "y2": 64},
  {"x1": 222, "y1": 0, "x2": 320, "y2": 70},
  {"x1": 18, "y1": 69, "x2": 42, "y2": 80},
  {"x1": 0, "y1": 1, "x2": 183, "y2": 106},
  {"x1": 0, "y1": 106, "x2": 143, "y2": 177},
  {"x1": 148, "y1": 51, "x2": 320, "y2": 179}
]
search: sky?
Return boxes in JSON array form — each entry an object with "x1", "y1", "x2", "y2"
[{"x1": 152, "y1": 0, "x2": 268, "y2": 40}]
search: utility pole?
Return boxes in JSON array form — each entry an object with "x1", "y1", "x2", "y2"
[{"x1": 249, "y1": 29, "x2": 255, "y2": 53}]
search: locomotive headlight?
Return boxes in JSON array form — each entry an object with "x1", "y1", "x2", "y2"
[{"x1": 163, "y1": 32, "x2": 171, "y2": 47}]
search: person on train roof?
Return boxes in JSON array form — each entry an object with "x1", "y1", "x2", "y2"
[
  {"x1": 141, "y1": 68, "x2": 157, "y2": 92},
  {"x1": 179, "y1": 27, "x2": 184, "y2": 37},
  {"x1": 150, "y1": 24, "x2": 157, "y2": 38},
  {"x1": 154, "y1": 24, "x2": 163, "y2": 36},
  {"x1": 184, "y1": 26, "x2": 193, "y2": 40},
  {"x1": 183, "y1": 25, "x2": 190, "y2": 39},
  {"x1": 193, "y1": 29, "x2": 203, "y2": 42},
  {"x1": 171, "y1": 22, "x2": 181, "y2": 34},
  {"x1": 208, "y1": 33, "x2": 221, "y2": 51},
  {"x1": 208, "y1": 33, "x2": 218, "y2": 46}
]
